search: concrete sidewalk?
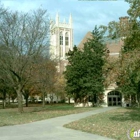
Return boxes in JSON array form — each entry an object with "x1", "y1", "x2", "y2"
[{"x1": 0, "y1": 107, "x2": 117, "y2": 140}]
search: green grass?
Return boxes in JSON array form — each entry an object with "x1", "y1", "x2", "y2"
[
  {"x1": 64, "y1": 107, "x2": 140, "y2": 140},
  {"x1": 0, "y1": 104, "x2": 96, "y2": 127}
]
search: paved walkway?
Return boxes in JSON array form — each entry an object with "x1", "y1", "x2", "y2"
[{"x1": 0, "y1": 107, "x2": 118, "y2": 140}]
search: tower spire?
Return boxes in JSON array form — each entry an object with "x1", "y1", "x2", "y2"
[
  {"x1": 69, "y1": 13, "x2": 72, "y2": 27},
  {"x1": 56, "y1": 12, "x2": 59, "y2": 25}
]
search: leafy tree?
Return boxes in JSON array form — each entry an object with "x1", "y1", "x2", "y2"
[
  {"x1": 115, "y1": 0, "x2": 140, "y2": 107},
  {"x1": 103, "y1": 56, "x2": 119, "y2": 88},
  {"x1": 54, "y1": 74, "x2": 66, "y2": 103},
  {"x1": 100, "y1": 1, "x2": 140, "y2": 52},
  {"x1": 126, "y1": 0, "x2": 140, "y2": 19},
  {"x1": 64, "y1": 27, "x2": 106, "y2": 106},
  {"x1": 99, "y1": 16, "x2": 129, "y2": 40},
  {"x1": 116, "y1": 49, "x2": 140, "y2": 107},
  {"x1": 122, "y1": 20, "x2": 140, "y2": 52},
  {"x1": 22, "y1": 85, "x2": 35, "y2": 107},
  {"x1": 99, "y1": 0, "x2": 140, "y2": 107},
  {"x1": 33, "y1": 56, "x2": 57, "y2": 107}
]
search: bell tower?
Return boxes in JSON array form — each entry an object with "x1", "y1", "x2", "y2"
[{"x1": 50, "y1": 13, "x2": 73, "y2": 60}]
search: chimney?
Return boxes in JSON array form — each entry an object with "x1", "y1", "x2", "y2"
[
  {"x1": 119, "y1": 16, "x2": 129, "y2": 37},
  {"x1": 119, "y1": 16, "x2": 129, "y2": 25}
]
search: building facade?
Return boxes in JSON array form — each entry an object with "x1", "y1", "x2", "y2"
[
  {"x1": 78, "y1": 32, "x2": 125, "y2": 107},
  {"x1": 50, "y1": 13, "x2": 73, "y2": 73},
  {"x1": 50, "y1": 14, "x2": 129, "y2": 107}
]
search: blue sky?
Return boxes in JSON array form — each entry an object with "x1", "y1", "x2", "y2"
[{"x1": 1, "y1": 0, "x2": 130, "y2": 45}]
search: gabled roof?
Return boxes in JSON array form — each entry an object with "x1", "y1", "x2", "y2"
[
  {"x1": 78, "y1": 31, "x2": 93, "y2": 50},
  {"x1": 78, "y1": 31, "x2": 123, "y2": 56}
]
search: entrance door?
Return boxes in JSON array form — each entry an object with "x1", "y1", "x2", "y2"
[
  {"x1": 108, "y1": 97, "x2": 112, "y2": 106},
  {"x1": 113, "y1": 97, "x2": 116, "y2": 106},
  {"x1": 118, "y1": 97, "x2": 121, "y2": 105},
  {"x1": 107, "y1": 91, "x2": 121, "y2": 106}
]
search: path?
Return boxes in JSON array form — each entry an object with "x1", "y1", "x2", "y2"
[{"x1": 0, "y1": 107, "x2": 117, "y2": 140}]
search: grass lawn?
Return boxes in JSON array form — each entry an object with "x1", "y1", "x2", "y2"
[
  {"x1": 0, "y1": 103, "x2": 96, "y2": 127},
  {"x1": 64, "y1": 107, "x2": 140, "y2": 140}
]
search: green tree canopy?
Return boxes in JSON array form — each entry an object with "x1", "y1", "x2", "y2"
[{"x1": 64, "y1": 26, "x2": 106, "y2": 105}]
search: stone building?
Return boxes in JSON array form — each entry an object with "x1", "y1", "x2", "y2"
[
  {"x1": 50, "y1": 13, "x2": 73, "y2": 73},
  {"x1": 77, "y1": 32, "x2": 122, "y2": 107},
  {"x1": 50, "y1": 14, "x2": 129, "y2": 107},
  {"x1": 78, "y1": 17, "x2": 129, "y2": 107}
]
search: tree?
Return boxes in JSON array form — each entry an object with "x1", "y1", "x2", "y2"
[
  {"x1": 0, "y1": 80, "x2": 8, "y2": 109},
  {"x1": 99, "y1": 1, "x2": 140, "y2": 52},
  {"x1": 0, "y1": 7, "x2": 50, "y2": 112},
  {"x1": 22, "y1": 85, "x2": 35, "y2": 107},
  {"x1": 103, "y1": 56, "x2": 119, "y2": 88},
  {"x1": 64, "y1": 27, "x2": 106, "y2": 106},
  {"x1": 126, "y1": 0, "x2": 140, "y2": 19},
  {"x1": 102, "y1": 0, "x2": 140, "y2": 107},
  {"x1": 54, "y1": 74, "x2": 66, "y2": 103},
  {"x1": 116, "y1": 0, "x2": 140, "y2": 107},
  {"x1": 33, "y1": 56, "x2": 57, "y2": 107},
  {"x1": 0, "y1": 63, "x2": 14, "y2": 108},
  {"x1": 116, "y1": 49, "x2": 140, "y2": 107}
]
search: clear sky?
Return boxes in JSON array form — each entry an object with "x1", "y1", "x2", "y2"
[{"x1": 1, "y1": 0, "x2": 130, "y2": 46}]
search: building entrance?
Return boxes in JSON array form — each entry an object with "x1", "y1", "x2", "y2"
[{"x1": 108, "y1": 91, "x2": 121, "y2": 106}]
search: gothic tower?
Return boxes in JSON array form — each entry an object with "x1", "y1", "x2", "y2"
[{"x1": 50, "y1": 13, "x2": 73, "y2": 61}]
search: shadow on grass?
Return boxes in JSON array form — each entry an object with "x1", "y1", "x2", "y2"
[{"x1": 109, "y1": 107, "x2": 140, "y2": 122}]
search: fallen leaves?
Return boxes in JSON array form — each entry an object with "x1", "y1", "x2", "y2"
[{"x1": 64, "y1": 108, "x2": 140, "y2": 140}]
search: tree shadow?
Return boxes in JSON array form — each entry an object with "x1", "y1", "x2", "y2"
[{"x1": 109, "y1": 107, "x2": 140, "y2": 122}]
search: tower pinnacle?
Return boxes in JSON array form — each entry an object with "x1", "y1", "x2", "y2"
[
  {"x1": 56, "y1": 12, "x2": 59, "y2": 25},
  {"x1": 69, "y1": 13, "x2": 72, "y2": 27}
]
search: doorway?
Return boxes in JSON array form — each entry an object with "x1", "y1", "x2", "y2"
[{"x1": 108, "y1": 91, "x2": 121, "y2": 106}]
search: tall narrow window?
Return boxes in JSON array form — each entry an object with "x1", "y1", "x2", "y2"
[
  {"x1": 60, "y1": 32, "x2": 63, "y2": 45},
  {"x1": 65, "y1": 32, "x2": 69, "y2": 45}
]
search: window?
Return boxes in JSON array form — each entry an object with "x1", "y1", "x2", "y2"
[
  {"x1": 60, "y1": 32, "x2": 63, "y2": 45},
  {"x1": 65, "y1": 32, "x2": 69, "y2": 45}
]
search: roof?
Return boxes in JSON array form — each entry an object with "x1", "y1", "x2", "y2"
[
  {"x1": 78, "y1": 31, "x2": 93, "y2": 50},
  {"x1": 78, "y1": 32, "x2": 123, "y2": 55}
]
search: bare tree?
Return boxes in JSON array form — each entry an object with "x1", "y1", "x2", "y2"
[{"x1": 0, "y1": 7, "x2": 50, "y2": 113}]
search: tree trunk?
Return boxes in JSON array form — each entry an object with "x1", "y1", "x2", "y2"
[
  {"x1": 2, "y1": 99, "x2": 6, "y2": 109},
  {"x1": 15, "y1": 85, "x2": 23, "y2": 113},
  {"x1": 91, "y1": 94, "x2": 96, "y2": 107},
  {"x1": 42, "y1": 92, "x2": 45, "y2": 107},
  {"x1": 68, "y1": 97, "x2": 70, "y2": 104},
  {"x1": 8, "y1": 94, "x2": 10, "y2": 105},
  {"x1": 2, "y1": 92, "x2": 6, "y2": 109},
  {"x1": 25, "y1": 98, "x2": 28, "y2": 107},
  {"x1": 12, "y1": 99, "x2": 14, "y2": 103},
  {"x1": 138, "y1": 95, "x2": 140, "y2": 108},
  {"x1": 23, "y1": 92, "x2": 29, "y2": 107}
]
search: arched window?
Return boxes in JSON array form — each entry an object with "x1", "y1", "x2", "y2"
[
  {"x1": 65, "y1": 32, "x2": 69, "y2": 45},
  {"x1": 60, "y1": 32, "x2": 63, "y2": 45}
]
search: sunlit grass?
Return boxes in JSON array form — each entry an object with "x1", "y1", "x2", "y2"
[{"x1": 64, "y1": 107, "x2": 140, "y2": 140}]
